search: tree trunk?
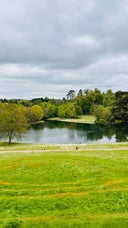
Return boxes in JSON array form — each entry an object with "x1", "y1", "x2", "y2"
[{"x1": 8, "y1": 133, "x2": 12, "y2": 144}]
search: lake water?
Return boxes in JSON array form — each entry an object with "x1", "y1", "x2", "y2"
[{"x1": 16, "y1": 121, "x2": 127, "y2": 144}]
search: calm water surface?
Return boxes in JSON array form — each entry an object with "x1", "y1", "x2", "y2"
[{"x1": 17, "y1": 121, "x2": 127, "y2": 144}]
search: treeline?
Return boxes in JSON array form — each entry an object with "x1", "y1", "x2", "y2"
[
  {"x1": 0, "y1": 88, "x2": 127, "y2": 124},
  {"x1": 0, "y1": 88, "x2": 127, "y2": 144}
]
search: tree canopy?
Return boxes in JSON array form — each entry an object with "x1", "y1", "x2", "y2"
[
  {"x1": 0, "y1": 104, "x2": 29, "y2": 144},
  {"x1": 110, "y1": 91, "x2": 128, "y2": 124}
]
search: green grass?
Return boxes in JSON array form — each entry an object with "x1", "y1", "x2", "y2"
[
  {"x1": 0, "y1": 142, "x2": 128, "y2": 227},
  {"x1": 48, "y1": 115, "x2": 96, "y2": 124}
]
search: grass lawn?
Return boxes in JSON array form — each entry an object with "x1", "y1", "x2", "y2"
[
  {"x1": 48, "y1": 115, "x2": 96, "y2": 124},
  {"x1": 0, "y1": 142, "x2": 128, "y2": 227}
]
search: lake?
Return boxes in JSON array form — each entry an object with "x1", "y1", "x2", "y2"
[{"x1": 17, "y1": 121, "x2": 128, "y2": 144}]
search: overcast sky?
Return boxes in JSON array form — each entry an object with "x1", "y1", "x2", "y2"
[{"x1": 0, "y1": 0, "x2": 128, "y2": 99}]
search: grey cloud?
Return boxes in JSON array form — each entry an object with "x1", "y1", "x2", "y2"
[{"x1": 0, "y1": 0, "x2": 128, "y2": 98}]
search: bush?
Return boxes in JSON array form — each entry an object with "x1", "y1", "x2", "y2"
[
  {"x1": 3, "y1": 219, "x2": 23, "y2": 228},
  {"x1": 94, "y1": 105, "x2": 111, "y2": 124}
]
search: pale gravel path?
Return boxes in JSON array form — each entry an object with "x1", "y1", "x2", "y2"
[{"x1": 0, "y1": 147, "x2": 128, "y2": 153}]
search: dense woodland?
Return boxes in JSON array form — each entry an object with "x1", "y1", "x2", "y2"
[{"x1": 0, "y1": 89, "x2": 127, "y2": 143}]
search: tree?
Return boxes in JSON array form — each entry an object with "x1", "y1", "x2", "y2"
[
  {"x1": 57, "y1": 102, "x2": 82, "y2": 118},
  {"x1": 30, "y1": 105, "x2": 44, "y2": 122},
  {"x1": 110, "y1": 91, "x2": 128, "y2": 124},
  {"x1": 0, "y1": 104, "x2": 29, "y2": 144},
  {"x1": 94, "y1": 105, "x2": 111, "y2": 124},
  {"x1": 66, "y1": 103, "x2": 77, "y2": 118},
  {"x1": 57, "y1": 104, "x2": 66, "y2": 117},
  {"x1": 102, "y1": 90, "x2": 115, "y2": 107},
  {"x1": 41, "y1": 102, "x2": 57, "y2": 118},
  {"x1": 76, "y1": 94, "x2": 94, "y2": 114},
  {"x1": 93, "y1": 88, "x2": 103, "y2": 105},
  {"x1": 66, "y1": 90, "x2": 75, "y2": 100},
  {"x1": 77, "y1": 89, "x2": 83, "y2": 97}
]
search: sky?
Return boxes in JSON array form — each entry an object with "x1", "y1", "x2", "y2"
[{"x1": 0, "y1": 0, "x2": 128, "y2": 99}]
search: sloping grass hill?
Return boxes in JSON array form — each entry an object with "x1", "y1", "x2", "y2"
[{"x1": 0, "y1": 142, "x2": 128, "y2": 227}]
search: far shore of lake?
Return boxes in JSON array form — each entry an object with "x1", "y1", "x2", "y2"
[{"x1": 48, "y1": 115, "x2": 96, "y2": 124}]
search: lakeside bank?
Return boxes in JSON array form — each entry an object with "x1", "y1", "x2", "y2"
[{"x1": 48, "y1": 115, "x2": 96, "y2": 124}]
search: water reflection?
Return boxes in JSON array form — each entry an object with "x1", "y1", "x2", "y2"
[{"x1": 18, "y1": 121, "x2": 128, "y2": 144}]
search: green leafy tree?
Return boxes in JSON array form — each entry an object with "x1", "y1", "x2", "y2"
[
  {"x1": 47, "y1": 103, "x2": 57, "y2": 117},
  {"x1": 94, "y1": 105, "x2": 111, "y2": 124},
  {"x1": 83, "y1": 94, "x2": 94, "y2": 114},
  {"x1": 75, "y1": 104, "x2": 83, "y2": 116},
  {"x1": 41, "y1": 102, "x2": 57, "y2": 118},
  {"x1": 94, "y1": 88, "x2": 103, "y2": 105},
  {"x1": 0, "y1": 104, "x2": 29, "y2": 144},
  {"x1": 102, "y1": 90, "x2": 115, "y2": 107},
  {"x1": 66, "y1": 103, "x2": 77, "y2": 118},
  {"x1": 110, "y1": 91, "x2": 128, "y2": 124},
  {"x1": 31, "y1": 105, "x2": 44, "y2": 122},
  {"x1": 57, "y1": 104, "x2": 66, "y2": 117},
  {"x1": 58, "y1": 102, "x2": 82, "y2": 118},
  {"x1": 25, "y1": 107, "x2": 34, "y2": 123}
]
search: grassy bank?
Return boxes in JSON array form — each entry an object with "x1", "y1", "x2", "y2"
[
  {"x1": 0, "y1": 142, "x2": 128, "y2": 227},
  {"x1": 48, "y1": 115, "x2": 96, "y2": 124}
]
